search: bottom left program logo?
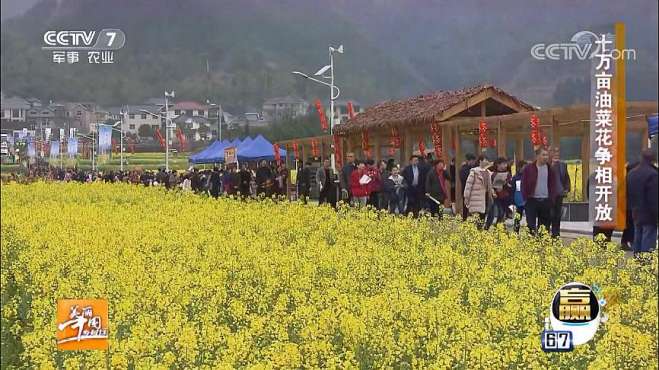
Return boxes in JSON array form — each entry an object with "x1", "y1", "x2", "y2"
[{"x1": 56, "y1": 299, "x2": 109, "y2": 350}]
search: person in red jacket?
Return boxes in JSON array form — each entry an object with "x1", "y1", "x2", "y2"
[
  {"x1": 366, "y1": 159, "x2": 382, "y2": 208},
  {"x1": 350, "y1": 161, "x2": 370, "y2": 207}
]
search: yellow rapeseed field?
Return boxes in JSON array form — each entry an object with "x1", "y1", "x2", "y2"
[{"x1": 1, "y1": 182, "x2": 657, "y2": 368}]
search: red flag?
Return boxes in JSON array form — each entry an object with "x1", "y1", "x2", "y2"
[
  {"x1": 292, "y1": 141, "x2": 299, "y2": 160},
  {"x1": 154, "y1": 127, "x2": 165, "y2": 149},
  {"x1": 347, "y1": 101, "x2": 355, "y2": 119},
  {"x1": 314, "y1": 99, "x2": 329, "y2": 131},
  {"x1": 273, "y1": 143, "x2": 281, "y2": 164}
]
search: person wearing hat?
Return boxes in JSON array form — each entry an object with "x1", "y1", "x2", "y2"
[
  {"x1": 521, "y1": 147, "x2": 557, "y2": 235},
  {"x1": 463, "y1": 155, "x2": 495, "y2": 228},
  {"x1": 459, "y1": 153, "x2": 478, "y2": 220}
]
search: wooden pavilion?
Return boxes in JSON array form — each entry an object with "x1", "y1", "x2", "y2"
[{"x1": 279, "y1": 84, "x2": 656, "y2": 212}]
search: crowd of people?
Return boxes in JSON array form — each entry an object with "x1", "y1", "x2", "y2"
[{"x1": 4, "y1": 146, "x2": 656, "y2": 255}]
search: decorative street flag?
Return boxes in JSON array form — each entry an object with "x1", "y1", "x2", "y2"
[
  {"x1": 68, "y1": 137, "x2": 78, "y2": 157},
  {"x1": 292, "y1": 141, "x2": 299, "y2": 160},
  {"x1": 589, "y1": 23, "x2": 626, "y2": 230},
  {"x1": 347, "y1": 101, "x2": 355, "y2": 119},
  {"x1": 154, "y1": 127, "x2": 165, "y2": 149},
  {"x1": 27, "y1": 137, "x2": 36, "y2": 158},
  {"x1": 50, "y1": 140, "x2": 60, "y2": 158},
  {"x1": 273, "y1": 143, "x2": 281, "y2": 164},
  {"x1": 314, "y1": 99, "x2": 329, "y2": 131},
  {"x1": 97, "y1": 124, "x2": 112, "y2": 154}
]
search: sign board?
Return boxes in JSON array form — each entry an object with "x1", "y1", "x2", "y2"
[
  {"x1": 224, "y1": 146, "x2": 237, "y2": 164},
  {"x1": 589, "y1": 23, "x2": 626, "y2": 230}
]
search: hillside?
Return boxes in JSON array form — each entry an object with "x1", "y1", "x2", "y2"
[{"x1": 1, "y1": 0, "x2": 657, "y2": 110}]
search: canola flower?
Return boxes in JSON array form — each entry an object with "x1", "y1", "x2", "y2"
[{"x1": 1, "y1": 182, "x2": 657, "y2": 369}]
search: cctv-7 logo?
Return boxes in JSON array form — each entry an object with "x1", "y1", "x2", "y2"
[{"x1": 106, "y1": 32, "x2": 116, "y2": 47}]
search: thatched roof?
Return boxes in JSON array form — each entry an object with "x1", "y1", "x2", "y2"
[{"x1": 334, "y1": 84, "x2": 535, "y2": 135}]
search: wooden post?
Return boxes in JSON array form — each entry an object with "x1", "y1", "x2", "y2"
[
  {"x1": 551, "y1": 115, "x2": 560, "y2": 148},
  {"x1": 641, "y1": 125, "x2": 649, "y2": 149},
  {"x1": 581, "y1": 124, "x2": 590, "y2": 202},
  {"x1": 497, "y1": 120, "x2": 505, "y2": 157},
  {"x1": 516, "y1": 136, "x2": 524, "y2": 162},
  {"x1": 454, "y1": 124, "x2": 463, "y2": 215},
  {"x1": 374, "y1": 134, "x2": 382, "y2": 162},
  {"x1": 441, "y1": 124, "x2": 449, "y2": 163}
]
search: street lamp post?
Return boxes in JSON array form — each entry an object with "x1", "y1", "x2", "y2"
[
  {"x1": 292, "y1": 44, "x2": 343, "y2": 172},
  {"x1": 164, "y1": 91, "x2": 175, "y2": 171}
]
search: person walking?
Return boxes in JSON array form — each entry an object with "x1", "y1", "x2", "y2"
[
  {"x1": 296, "y1": 161, "x2": 311, "y2": 204},
  {"x1": 626, "y1": 149, "x2": 658, "y2": 256},
  {"x1": 255, "y1": 160, "x2": 274, "y2": 197},
  {"x1": 485, "y1": 157, "x2": 512, "y2": 230},
  {"x1": 463, "y1": 155, "x2": 494, "y2": 228},
  {"x1": 459, "y1": 154, "x2": 478, "y2": 220},
  {"x1": 425, "y1": 159, "x2": 451, "y2": 217},
  {"x1": 383, "y1": 165, "x2": 407, "y2": 214},
  {"x1": 350, "y1": 161, "x2": 370, "y2": 207},
  {"x1": 340, "y1": 152, "x2": 357, "y2": 203},
  {"x1": 512, "y1": 160, "x2": 528, "y2": 233},
  {"x1": 208, "y1": 167, "x2": 222, "y2": 199},
  {"x1": 521, "y1": 147, "x2": 557, "y2": 235},
  {"x1": 366, "y1": 160, "x2": 382, "y2": 208},
  {"x1": 238, "y1": 164, "x2": 252, "y2": 197},
  {"x1": 316, "y1": 159, "x2": 337, "y2": 208},
  {"x1": 402, "y1": 155, "x2": 427, "y2": 216},
  {"x1": 550, "y1": 147, "x2": 571, "y2": 237}
]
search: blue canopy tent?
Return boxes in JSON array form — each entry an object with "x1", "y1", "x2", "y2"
[
  {"x1": 236, "y1": 136, "x2": 252, "y2": 150},
  {"x1": 188, "y1": 139, "x2": 230, "y2": 164},
  {"x1": 648, "y1": 114, "x2": 658, "y2": 138},
  {"x1": 237, "y1": 134, "x2": 286, "y2": 161}
]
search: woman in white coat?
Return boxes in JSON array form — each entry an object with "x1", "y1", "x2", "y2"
[{"x1": 463, "y1": 155, "x2": 495, "y2": 228}]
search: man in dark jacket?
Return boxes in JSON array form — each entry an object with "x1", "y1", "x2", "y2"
[
  {"x1": 459, "y1": 153, "x2": 477, "y2": 220},
  {"x1": 296, "y1": 161, "x2": 311, "y2": 204},
  {"x1": 425, "y1": 159, "x2": 451, "y2": 217},
  {"x1": 550, "y1": 147, "x2": 571, "y2": 237},
  {"x1": 340, "y1": 152, "x2": 356, "y2": 202},
  {"x1": 316, "y1": 159, "x2": 337, "y2": 208},
  {"x1": 521, "y1": 147, "x2": 557, "y2": 235},
  {"x1": 627, "y1": 149, "x2": 658, "y2": 255},
  {"x1": 402, "y1": 155, "x2": 427, "y2": 216},
  {"x1": 208, "y1": 167, "x2": 222, "y2": 198},
  {"x1": 238, "y1": 164, "x2": 252, "y2": 197},
  {"x1": 190, "y1": 168, "x2": 201, "y2": 192},
  {"x1": 255, "y1": 160, "x2": 273, "y2": 197}
]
